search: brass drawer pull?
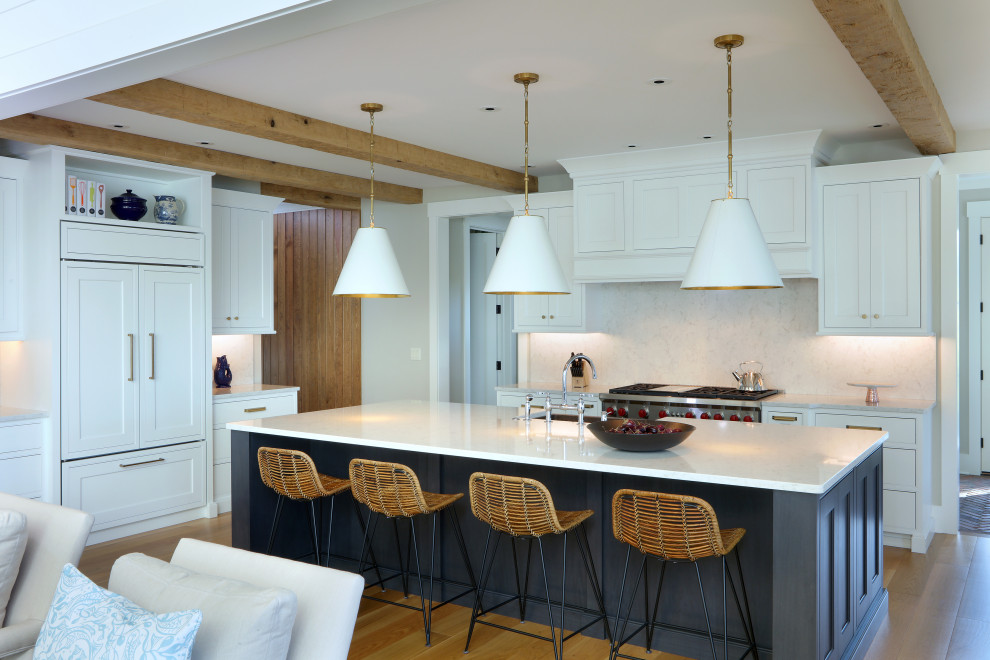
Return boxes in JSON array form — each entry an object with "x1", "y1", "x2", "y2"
[
  {"x1": 244, "y1": 406, "x2": 267, "y2": 413},
  {"x1": 148, "y1": 333, "x2": 155, "y2": 380},
  {"x1": 119, "y1": 457, "x2": 165, "y2": 468},
  {"x1": 847, "y1": 424, "x2": 883, "y2": 431},
  {"x1": 772, "y1": 415, "x2": 798, "y2": 422}
]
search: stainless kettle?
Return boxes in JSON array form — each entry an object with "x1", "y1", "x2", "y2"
[{"x1": 732, "y1": 361, "x2": 766, "y2": 391}]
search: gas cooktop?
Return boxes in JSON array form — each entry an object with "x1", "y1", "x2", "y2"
[{"x1": 607, "y1": 384, "x2": 780, "y2": 401}]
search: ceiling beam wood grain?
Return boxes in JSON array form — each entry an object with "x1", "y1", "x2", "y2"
[
  {"x1": 260, "y1": 183, "x2": 361, "y2": 211},
  {"x1": 89, "y1": 79, "x2": 535, "y2": 192},
  {"x1": 812, "y1": 0, "x2": 955, "y2": 154},
  {"x1": 0, "y1": 114, "x2": 422, "y2": 203}
]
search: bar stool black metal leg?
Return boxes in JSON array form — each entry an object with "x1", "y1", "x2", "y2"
[
  {"x1": 723, "y1": 556, "x2": 728, "y2": 660},
  {"x1": 407, "y1": 515, "x2": 429, "y2": 643},
  {"x1": 425, "y1": 512, "x2": 438, "y2": 646},
  {"x1": 357, "y1": 512, "x2": 381, "y2": 589},
  {"x1": 575, "y1": 524, "x2": 611, "y2": 643},
  {"x1": 266, "y1": 494, "x2": 285, "y2": 555},
  {"x1": 536, "y1": 537, "x2": 561, "y2": 660},
  {"x1": 609, "y1": 545, "x2": 632, "y2": 660},
  {"x1": 392, "y1": 517, "x2": 410, "y2": 597},
  {"x1": 521, "y1": 538, "x2": 534, "y2": 622},
  {"x1": 559, "y1": 531, "x2": 567, "y2": 655},
  {"x1": 307, "y1": 500, "x2": 321, "y2": 565},
  {"x1": 351, "y1": 498, "x2": 384, "y2": 589},
  {"x1": 509, "y1": 537, "x2": 525, "y2": 621},
  {"x1": 447, "y1": 506, "x2": 478, "y2": 592},
  {"x1": 323, "y1": 494, "x2": 336, "y2": 567},
  {"x1": 732, "y1": 548, "x2": 759, "y2": 659},
  {"x1": 694, "y1": 562, "x2": 718, "y2": 660},
  {"x1": 464, "y1": 528, "x2": 496, "y2": 653},
  {"x1": 646, "y1": 560, "x2": 666, "y2": 652},
  {"x1": 612, "y1": 552, "x2": 647, "y2": 660}
]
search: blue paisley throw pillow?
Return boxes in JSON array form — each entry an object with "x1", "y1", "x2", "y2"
[{"x1": 34, "y1": 564, "x2": 202, "y2": 660}]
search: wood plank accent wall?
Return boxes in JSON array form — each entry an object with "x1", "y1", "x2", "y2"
[{"x1": 262, "y1": 208, "x2": 362, "y2": 413}]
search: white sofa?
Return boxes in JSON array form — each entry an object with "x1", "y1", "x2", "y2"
[
  {"x1": 111, "y1": 539, "x2": 364, "y2": 660},
  {"x1": 0, "y1": 493, "x2": 94, "y2": 660}
]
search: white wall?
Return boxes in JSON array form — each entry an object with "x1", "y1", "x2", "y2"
[
  {"x1": 361, "y1": 199, "x2": 431, "y2": 403},
  {"x1": 523, "y1": 279, "x2": 937, "y2": 400}
]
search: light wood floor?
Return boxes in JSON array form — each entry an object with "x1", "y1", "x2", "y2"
[{"x1": 78, "y1": 515, "x2": 990, "y2": 659}]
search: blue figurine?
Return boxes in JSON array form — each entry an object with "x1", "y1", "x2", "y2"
[{"x1": 214, "y1": 355, "x2": 232, "y2": 388}]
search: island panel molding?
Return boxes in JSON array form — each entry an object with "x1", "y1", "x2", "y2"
[
  {"x1": 228, "y1": 401, "x2": 887, "y2": 660},
  {"x1": 90, "y1": 79, "x2": 533, "y2": 193},
  {"x1": 0, "y1": 114, "x2": 423, "y2": 204}
]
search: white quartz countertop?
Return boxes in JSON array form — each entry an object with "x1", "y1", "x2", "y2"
[
  {"x1": 762, "y1": 393, "x2": 935, "y2": 413},
  {"x1": 0, "y1": 407, "x2": 47, "y2": 423},
  {"x1": 227, "y1": 401, "x2": 886, "y2": 495},
  {"x1": 213, "y1": 384, "x2": 300, "y2": 401},
  {"x1": 495, "y1": 382, "x2": 613, "y2": 395}
]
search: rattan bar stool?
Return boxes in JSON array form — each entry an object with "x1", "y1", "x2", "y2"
[
  {"x1": 609, "y1": 489, "x2": 759, "y2": 660},
  {"x1": 257, "y1": 446, "x2": 380, "y2": 574},
  {"x1": 348, "y1": 458, "x2": 477, "y2": 646},
  {"x1": 465, "y1": 472, "x2": 611, "y2": 660}
]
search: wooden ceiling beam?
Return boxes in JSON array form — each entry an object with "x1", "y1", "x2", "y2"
[
  {"x1": 260, "y1": 183, "x2": 360, "y2": 211},
  {"x1": 812, "y1": 0, "x2": 955, "y2": 155},
  {"x1": 89, "y1": 79, "x2": 534, "y2": 193},
  {"x1": 0, "y1": 114, "x2": 422, "y2": 203}
]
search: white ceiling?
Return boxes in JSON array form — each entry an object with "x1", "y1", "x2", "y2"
[{"x1": 34, "y1": 0, "x2": 990, "y2": 190}]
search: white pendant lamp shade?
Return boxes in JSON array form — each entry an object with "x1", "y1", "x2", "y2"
[
  {"x1": 483, "y1": 213, "x2": 570, "y2": 295},
  {"x1": 332, "y1": 226, "x2": 410, "y2": 298},
  {"x1": 681, "y1": 198, "x2": 783, "y2": 289}
]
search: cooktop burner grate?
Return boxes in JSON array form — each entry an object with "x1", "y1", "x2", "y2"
[
  {"x1": 679, "y1": 387, "x2": 779, "y2": 401},
  {"x1": 607, "y1": 383, "x2": 667, "y2": 393}
]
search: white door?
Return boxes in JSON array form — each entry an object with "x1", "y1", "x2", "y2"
[
  {"x1": 62, "y1": 263, "x2": 139, "y2": 458},
  {"x1": 547, "y1": 206, "x2": 582, "y2": 327},
  {"x1": 139, "y1": 267, "x2": 205, "y2": 447},
  {"x1": 981, "y1": 214, "x2": 990, "y2": 472},
  {"x1": 0, "y1": 177, "x2": 18, "y2": 334},
  {"x1": 822, "y1": 183, "x2": 871, "y2": 329},
  {"x1": 469, "y1": 232, "x2": 498, "y2": 405},
  {"x1": 871, "y1": 179, "x2": 921, "y2": 329},
  {"x1": 211, "y1": 205, "x2": 231, "y2": 330},
  {"x1": 230, "y1": 207, "x2": 273, "y2": 331}
]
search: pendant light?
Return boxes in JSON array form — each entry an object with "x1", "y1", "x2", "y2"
[
  {"x1": 332, "y1": 103, "x2": 410, "y2": 298},
  {"x1": 681, "y1": 35, "x2": 782, "y2": 290},
  {"x1": 483, "y1": 73, "x2": 570, "y2": 296}
]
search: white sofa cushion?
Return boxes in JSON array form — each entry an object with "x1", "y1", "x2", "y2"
[
  {"x1": 109, "y1": 553, "x2": 297, "y2": 660},
  {"x1": 0, "y1": 510, "x2": 27, "y2": 627},
  {"x1": 34, "y1": 564, "x2": 202, "y2": 660}
]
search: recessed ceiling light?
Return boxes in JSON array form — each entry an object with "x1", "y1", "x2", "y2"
[
  {"x1": 700, "y1": 135, "x2": 713, "y2": 140},
  {"x1": 627, "y1": 144, "x2": 638, "y2": 148},
  {"x1": 197, "y1": 141, "x2": 212, "y2": 146},
  {"x1": 110, "y1": 124, "x2": 128, "y2": 129},
  {"x1": 870, "y1": 123, "x2": 887, "y2": 129},
  {"x1": 648, "y1": 78, "x2": 670, "y2": 86},
  {"x1": 479, "y1": 106, "x2": 500, "y2": 112}
]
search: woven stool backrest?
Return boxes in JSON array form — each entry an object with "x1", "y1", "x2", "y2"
[
  {"x1": 257, "y1": 447, "x2": 326, "y2": 501},
  {"x1": 349, "y1": 458, "x2": 429, "y2": 517},
  {"x1": 611, "y1": 489, "x2": 727, "y2": 561},
  {"x1": 468, "y1": 472, "x2": 564, "y2": 537}
]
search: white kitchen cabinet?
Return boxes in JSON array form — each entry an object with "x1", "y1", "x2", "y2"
[
  {"x1": 0, "y1": 169, "x2": 23, "y2": 339},
  {"x1": 211, "y1": 387, "x2": 297, "y2": 513},
  {"x1": 61, "y1": 442, "x2": 206, "y2": 532},
  {"x1": 762, "y1": 408, "x2": 807, "y2": 425},
  {"x1": 503, "y1": 192, "x2": 595, "y2": 333},
  {"x1": 211, "y1": 189, "x2": 282, "y2": 334},
  {"x1": 62, "y1": 263, "x2": 205, "y2": 459},
  {"x1": 561, "y1": 131, "x2": 825, "y2": 283},
  {"x1": 817, "y1": 158, "x2": 938, "y2": 335},
  {"x1": 0, "y1": 417, "x2": 45, "y2": 499}
]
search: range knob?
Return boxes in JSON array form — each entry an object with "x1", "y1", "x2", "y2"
[
  {"x1": 656, "y1": 410, "x2": 667, "y2": 419},
  {"x1": 684, "y1": 412, "x2": 696, "y2": 419},
  {"x1": 713, "y1": 413, "x2": 724, "y2": 421},
  {"x1": 638, "y1": 409, "x2": 649, "y2": 419},
  {"x1": 606, "y1": 406, "x2": 616, "y2": 417},
  {"x1": 729, "y1": 414, "x2": 740, "y2": 422},
  {"x1": 743, "y1": 415, "x2": 754, "y2": 423},
  {"x1": 700, "y1": 412, "x2": 711, "y2": 420},
  {"x1": 617, "y1": 407, "x2": 628, "y2": 418}
]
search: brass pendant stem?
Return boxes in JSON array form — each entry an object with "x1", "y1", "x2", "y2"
[
  {"x1": 726, "y1": 45, "x2": 733, "y2": 199},
  {"x1": 369, "y1": 110, "x2": 376, "y2": 227},
  {"x1": 523, "y1": 81, "x2": 530, "y2": 215}
]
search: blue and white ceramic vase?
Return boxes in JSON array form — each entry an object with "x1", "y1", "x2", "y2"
[
  {"x1": 214, "y1": 355, "x2": 232, "y2": 388},
  {"x1": 153, "y1": 195, "x2": 185, "y2": 225}
]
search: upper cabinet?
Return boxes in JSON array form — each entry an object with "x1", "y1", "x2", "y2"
[
  {"x1": 503, "y1": 191, "x2": 595, "y2": 333},
  {"x1": 211, "y1": 189, "x2": 282, "y2": 335},
  {"x1": 561, "y1": 131, "x2": 827, "y2": 283},
  {"x1": 817, "y1": 158, "x2": 938, "y2": 336},
  {"x1": 0, "y1": 158, "x2": 26, "y2": 340}
]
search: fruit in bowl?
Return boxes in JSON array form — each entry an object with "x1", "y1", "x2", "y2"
[{"x1": 586, "y1": 418, "x2": 694, "y2": 451}]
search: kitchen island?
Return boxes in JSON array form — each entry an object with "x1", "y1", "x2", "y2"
[{"x1": 229, "y1": 400, "x2": 887, "y2": 660}]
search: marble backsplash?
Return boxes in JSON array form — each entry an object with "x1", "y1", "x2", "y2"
[
  {"x1": 211, "y1": 335, "x2": 259, "y2": 387},
  {"x1": 524, "y1": 278, "x2": 937, "y2": 401}
]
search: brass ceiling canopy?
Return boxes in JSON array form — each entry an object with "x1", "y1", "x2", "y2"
[
  {"x1": 714, "y1": 34, "x2": 744, "y2": 50},
  {"x1": 513, "y1": 72, "x2": 539, "y2": 85},
  {"x1": 360, "y1": 102, "x2": 384, "y2": 113}
]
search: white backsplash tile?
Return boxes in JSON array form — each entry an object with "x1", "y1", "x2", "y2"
[{"x1": 524, "y1": 279, "x2": 936, "y2": 400}]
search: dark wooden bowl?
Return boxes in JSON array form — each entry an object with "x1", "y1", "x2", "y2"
[{"x1": 586, "y1": 419, "x2": 695, "y2": 452}]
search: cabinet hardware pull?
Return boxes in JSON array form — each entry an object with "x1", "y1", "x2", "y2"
[
  {"x1": 846, "y1": 424, "x2": 882, "y2": 431},
  {"x1": 861, "y1": 314, "x2": 867, "y2": 319},
  {"x1": 148, "y1": 333, "x2": 155, "y2": 379},
  {"x1": 541, "y1": 315, "x2": 546, "y2": 319},
  {"x1": 873, "y1": 313, "x2": 879, "y2": 319},
  {"x1": 127, "y1": 333, "x2": 134, "y2": 381},
  {"x1": 549, "y1": 315, "x2": 554, "y2": 319},
  {"x1": 244, "y1": 406, "x2": 267, "y2": 413},
  {"x1": 772, "y1": 415, "x2": 798, "y2": 422},
  {"x1": 234, "y1": 316, "x2": 239, "y2": 320},
  {"x1": 119, "y1": 457, "x2": 165, "y2": 468},
  {"x1": 226, "y1": 316, "x2": 231, "y2": 321}
]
